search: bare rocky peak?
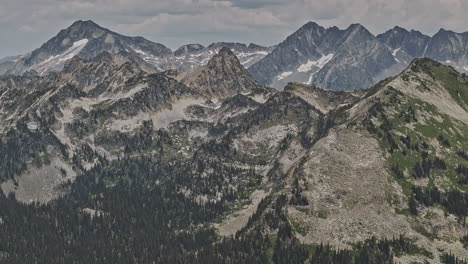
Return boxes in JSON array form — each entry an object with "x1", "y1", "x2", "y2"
[
  {"x1": 182, "y1": 47, "x2": 266, "y2": 98},
  {"x1": 3, "y1": 20, "x2": 172, "y2": 76}
]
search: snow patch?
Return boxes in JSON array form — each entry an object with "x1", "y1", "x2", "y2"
[
  {"x1": 297, "y1": 54, "x2": 334, "y2": 72},
  {"x1": 277, "y1": 71, "x2": 293, "y2": 80},
  {"x1": 392, "y1": 48, "x2": 401, "y2": 63},
  {"x1": 307, "y1": 74, "x2": 314, "y2": 85},
  {"x1": 37, "y1": 39, "x2": 88, "y2": 74},
  {"x1": 132, "y1": 47, "x2": 147, "y2": 56}
]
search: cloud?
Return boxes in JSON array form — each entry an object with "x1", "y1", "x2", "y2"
[
  {"x1": 18, "y1": 25, "x2": 34, "y2": 32},
  {"x1": 1, "y1": 0, "x2": 467, "y2": 58},
  {"x1": 214, "y1": 0, "x2": 286, "y2": 9}
]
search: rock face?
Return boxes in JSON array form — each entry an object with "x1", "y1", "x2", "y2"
[
  {"x1": 4, "y1": 20, "x2": 172, "y2": 75},
  {"x1": 0, "y1": 21, "x2": 273, "y2": 76},
  {"x1": 4, "y1": 20, "x2": 468, "y2": 93},
  {"x1": 249, "y1": 22, "x2": 400, "y2": 91},
  {"x1": 250, "y1": 21, "x2": 468, "y2": 91},
  {"x1": 377, "y1": 26, "x2": 431, "y2": 58},
  {"x1": 181, "y1": 47, "x2": 267, "y2": 98},
  {"x1": 424, "y1": 29, "x2": 468, "y2": 71},
  {"x1": 170, "y1": 42, "x2": 273, "y2": 72}
]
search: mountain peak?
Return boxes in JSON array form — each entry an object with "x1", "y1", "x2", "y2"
[
  {"x1": 389, "y1": 26, "x2": 411, "y2": 37},
  {"x1": 206, "y1": 47, "x2": 241, "y2": 70},
  {"x1": 301, "y1": 21, "x2": 322, "y2": 30},
  {"x1": 68, "y1": 20, "x2": 103, "y2": 31},
  {"x1": 434, "y1": 28, "x2": 458, "y2": 36},
  {"x1": 408, "y1": 57, "x2": 444, "y2": 70},
  {"x1": 71, "y1": 20, "x2": 99, "y2": 26},
  {"x1": 392, "y1": 25, "x2": 408, "y2": 33},
  {"x1": 217, "y1": 47, "x2": 235, "y2": 56},
  {"x1": 347, "y1": 23, "x2": 368, "y2": 32},
  {"x1": 182, "y1": 47, "x2": 264, "y2": 98},
  {"x1": 342, "y1": 23, "x2": 374, "y2": 40},
  {"x1": 295, "y1": 21, "x2": 325, "y2": 36},
  {"x1": 405, "y1": 58, "x2": 457, "y2": 79}
]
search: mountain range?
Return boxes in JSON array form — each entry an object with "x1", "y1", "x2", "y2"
[
  {"x1": 0, "y1": 20, "x2": 467, "y2": 263},
  {"x1": 0, "y1": 20, "x2": 273, "y2": 77},
  {"x1": 249, "y1": 23, "x2": 468, "y2": 90},
  {"x1": 2, "y1": 20, "x2": 468, "y2": 92}
]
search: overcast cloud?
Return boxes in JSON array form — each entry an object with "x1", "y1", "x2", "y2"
[{"x1": 1, "y1": 0, "x2": 467, "y2": 58}]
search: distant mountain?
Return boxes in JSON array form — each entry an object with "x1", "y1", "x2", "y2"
[
  {"x1": 0, "y1": 55, "x2": 22, "y2": 75},
  {"x1": 249, "y1": 21, "x2": 468, "y2": 91},
  {"x1": 169, "y1": 42, "x2": 273, "y2": 72},
  {"x1": 0, "y1": 21, "x2": 273, "y2": 76},
  {"x1": 173, "y1": 44, "x2": 206, "y2": 57},
  {"x1": 2, "y1": 20, "x2": 172, "y2": 75},
  {"x1": 0, "y1": 55, "x2": 21, "y2": 64},
  {"x1": 377, "y1": 27, "x2": 468, "y2": 73},
  {"x1": 376, "y1": 26, "x2": 431, "y2": 58},
  {"x1": 2, "y1": 20, "x2": 468, "y2": 92},
  {"x1": 248, "y1": 22, "x2": 401, "y2": 91},
  {"x1": 424, "y1": 29, "x2": 468, "y2": 71}
]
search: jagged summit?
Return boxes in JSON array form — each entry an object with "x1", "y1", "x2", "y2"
[
  {"x1": 347, "y1": 23, "x2": 366, "y2": 30},
  {"x1": 208, "y1": 47, "x2": 240, "y2": 61},
  {"x1": 392, "y1": 25, "x2": 408, "y2": 32},
  {"x1": 249, "y1": 21, "x2": 468, "y2": 91},
  {"x1": 300, "y1": 21, "x2": 323, "y2": 31},
  {"x1": 0, "y1": 19, "x2": 273, "y2": 76},
  {"x1": 4, "y1": 20, "x2": 172, "y2": 76},
  {"x1": 182, "y1": 48, "x2": 265, "y2": 98},
  {"x1": 249, "y1": 21, "x2": 396, "y2": 91},
  {"x1": 68, "y1": 20, "x2": 102, "y2": 31}
]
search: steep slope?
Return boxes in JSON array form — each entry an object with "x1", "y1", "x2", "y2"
[
  {"x1": 424, "y1": 29, "x2": 468, "y2": 72},
  {"x1": 0, "y1": 52, "x2": 206, "y2": 203},
  {"x1": 250, "y1": 22, "x2": 468, "y2": 91},
  {"x1": 247, "y1": 22, "x2": 327, "y2": 87},
  {"x1": 249, "y1": 22, "x2": 400, "y2": 91},
  {"x1": 181, "y1": 47, "x2": 269, "y2": 98},
  {"x1": 227, "y1": 58, "x2": 468, "y2": 263},
  {"x1": 3, "y1": 20, "x2": 172, "y2": 75},
  {"x1": 0, "y1": 21, "x2": 273, "y2": 77},
  {"x1": 377, "y1": 26, "x2": 431, "y2": 59},
  {"x1": 312, "y1": 24, "x2": 400, "y2": 91},
  {"x1": 297, "y1": 58, "x2": 468, "y2": 261}
]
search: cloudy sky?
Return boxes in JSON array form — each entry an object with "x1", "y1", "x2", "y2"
[{"x1": 1, "y1": 0, "x2": 468, "y2": 58}]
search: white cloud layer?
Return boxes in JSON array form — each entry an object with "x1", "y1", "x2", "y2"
[{"x1": 1, "y1": 0, "x2": 467, "y2": 58}]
